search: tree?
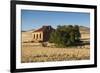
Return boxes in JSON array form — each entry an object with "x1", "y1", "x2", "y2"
[
  {"x1": 74, "y1": 25, "x2": 81, "y2": 41},
  {"x1": 49, "y1": 25, "x2": 81, "y2": 47}
]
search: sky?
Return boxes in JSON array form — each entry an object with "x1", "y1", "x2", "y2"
[{"x1": 21, "y1": 10, "x2": 90, "y2": 31}]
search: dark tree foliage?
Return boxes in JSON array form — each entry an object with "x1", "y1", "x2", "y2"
[
  {"x1": 74, "y1": 25, "x2": 81, "y2": 41},
  {"x1": 49, "y1": 25, "x2": 81, "y2": 47}
]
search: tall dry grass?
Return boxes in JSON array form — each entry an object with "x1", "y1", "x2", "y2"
[{"x1": 21, "y1": 45, "x2": 90, "y2": 63}]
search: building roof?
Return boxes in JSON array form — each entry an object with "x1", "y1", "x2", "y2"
[
  {"x1": 33, "y1": 27, "x2": 43, "y2": 32},
  {"x1": 33, "y1": 25, "x2": 54, "y2": 32}
]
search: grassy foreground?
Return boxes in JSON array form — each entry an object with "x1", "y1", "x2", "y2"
[{"x1": 21, "y1": 44, "x2": 90, "y2": 63}]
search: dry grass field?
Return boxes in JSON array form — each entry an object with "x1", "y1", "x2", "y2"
[
  {"x1": 21, "y1": 45, "x2": 90, "y2": 63},
  {"x1": 21, "y1": 26, "x2": 90, "y2": 63}
]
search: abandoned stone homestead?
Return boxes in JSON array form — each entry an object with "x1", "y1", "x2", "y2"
[{"x1": 32, "y1": 26, "x2": 55, "y2": 42}]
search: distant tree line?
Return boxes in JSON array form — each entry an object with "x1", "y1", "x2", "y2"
[{"x1": 49, "y1": 25, "x2": 81, "y2": 47}]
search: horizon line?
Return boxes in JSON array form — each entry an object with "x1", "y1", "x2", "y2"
[{"x1": 21, "y1": 24, "x2": 90, "y2": 31}]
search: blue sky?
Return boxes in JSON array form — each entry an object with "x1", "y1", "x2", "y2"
[{"x1": 21, "y1": 10, "x2": 90, "y2": 31}]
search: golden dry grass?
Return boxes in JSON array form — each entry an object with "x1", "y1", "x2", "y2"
[{"x1": 21, "y1": 45, "x2": 90, "y2": 63}]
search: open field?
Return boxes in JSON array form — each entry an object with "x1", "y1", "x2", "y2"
[
  {"x1": 21, "y1": 26, "x2": 90, "y2": 63},
  {"x1": 21, "y1": 45, "x2": 90, "y2": 63}
]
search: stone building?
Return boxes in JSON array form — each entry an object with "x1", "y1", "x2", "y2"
[{"x1": 32, "y1": 25, "x2": 55, "y2": 42}]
